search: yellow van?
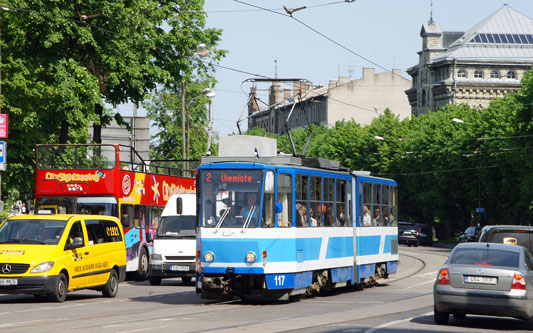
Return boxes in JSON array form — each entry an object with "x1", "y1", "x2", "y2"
[{"x1": 0, "y1": 214, "x2": 126, "y2": 302}]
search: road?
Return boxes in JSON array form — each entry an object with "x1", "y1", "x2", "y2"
[{"x1": 0, "y1": 245, "x2": 531, "y2": 332}]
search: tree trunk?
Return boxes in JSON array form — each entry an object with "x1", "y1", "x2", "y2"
[
  {"x1": 93, "y1": 103, "x2": 103, "y2": 144},
  {"x1": 59, "y1": 119, "x2": 69, "y2": 144}
]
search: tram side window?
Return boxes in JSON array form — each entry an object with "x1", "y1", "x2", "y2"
[
  {"x1": 346, "y1": 180, "x2": 352, "y2": 227},
  {"x1": 324, "y1": 177, "x2": 335, "y2": 227},
  {"x1": 336, "y1": 179, "x2": 346, "y2": 226},
  {"x1": 382, "y1": 185, "x2": 390, "y2": 226},
  {"x1": 310, "y1": 176, "x2": 322, "y2": 227},
  {"x1": 121, "y1": 204, "x2": 134, "y2": 228},
  {"x1": 390, "y1": 186, "x2": 398, "y2": 226},
  {"x1": 276, "y1": 174, "x2": 292, "y2": 228},
  {"x1": 363, "y1": 182, "x2": 372, "y2": 227},
  {"x1": 134, "y1": 205, "x2": 147, "y2": 228},
  {"x1": 295, "y1": 175, "x2": 309, "y2": 227},
  {"x1": 263, "y1": 170, "x2": 275, "y2": 228},
  {"x1": 373, "y1": 183, "x2": 381, "y2": 226}
]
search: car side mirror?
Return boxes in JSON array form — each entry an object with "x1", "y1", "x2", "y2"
[
  {"x1": 67, "y1": 236, "x2": 84, "y2": 250},
  {"x1": 177, "y1": 197, "x2": 183, "y2": 215},
  {"x1": 146, "y1": 231, "x2": 154, "y2": 243}
]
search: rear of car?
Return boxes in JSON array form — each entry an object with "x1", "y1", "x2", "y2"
[
  {"x1": 434, "y1": 242, "x2": 533, "y2": 325},
  {"x1": 479, "y1": 225, "x2": 533, "y2": 252},
  {"x1": 415, "y1": 224, "x2": 433, "y2": 246},
  {"x1": 398, "y1": 222, "x2": 419, "y2": 247},
  {"x1": 458, "y1": 225, "x2": 481, "y2": 243}
]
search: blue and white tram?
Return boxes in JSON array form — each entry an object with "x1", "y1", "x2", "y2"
[{"x1": 196, "y1": 156, "x2": 398, "y2": 300}]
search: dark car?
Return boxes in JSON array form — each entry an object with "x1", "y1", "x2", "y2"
[
  {"x1": 414, "y1": 224, "x2": 433, "y2": 246},
  {"x1": 458, "y1": 225, "x2": 481, "y2": 243},
  {"x1": 479, "y1": 225, "x2": 533, "y2": 253},
  {"x1": 434, "y1": 242, "x2": 533, "y2": 325},
  {"x1": 398, "y1": 222, "x2": 419, "y2": 247}
]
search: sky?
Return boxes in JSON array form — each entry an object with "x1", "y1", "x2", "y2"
[{"x1": 200, "y1": 0, "x2": 533, "y2": 138}]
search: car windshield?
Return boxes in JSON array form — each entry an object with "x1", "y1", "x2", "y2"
[
  {"x1": 450, "y1": 247, "x2": 519, "y2": 268},
  {"x1": 201, "y1": 169, "x2": 263, "y2": 228},
  {"x1": 0, "y1": 219, "x2": 68, "y2": 245},
  {"x1": 157, "y1": 216, "x2": 196, "y2": 238}
]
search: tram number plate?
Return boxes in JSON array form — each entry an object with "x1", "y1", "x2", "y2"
[
  {"x1": 0, "y1": 279, "x2": 17, "y2": 286},
  {"x1": 265, "y1": 273, "x2": 294, "y2": 290},
  {"x1": 464, "y1": 275, "x2": 497, "y2": 285},
  {"x1": 170, "y1": 265, "x2": 189, "y2": 272}
]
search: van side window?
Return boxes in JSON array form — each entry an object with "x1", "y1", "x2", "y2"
[
  {"x1": 85, "y1": 220, "x2": 107, "y2": 245},
  {"x1": 86, "y1": 219, "x2": 123, "y2": 244},
  {"x1": 65, "y1": 221, "x2": 84, "y2": 250},
  {"x1": 104, "y1": 220, "x2": 123, "y2": 242}
]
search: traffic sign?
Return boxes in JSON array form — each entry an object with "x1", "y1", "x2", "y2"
[
  {"x1": 0, "y1": 114, "x2": 8, "y2": 138},
  {"x1": 476, "y1": 207, "x2": 485, "y2": 213},
  {"x1": 0, "y1": 141, "x2": 6, "y2": 164}
]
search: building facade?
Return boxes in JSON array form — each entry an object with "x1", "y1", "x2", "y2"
[
  {"x1": 247, "y1": 68, "x2": 411, "y2": 134},
  {"x1": 406, "y1": 5, "x2": 533, "y2": 116}
]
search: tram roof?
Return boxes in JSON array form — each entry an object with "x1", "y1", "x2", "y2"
[{"x1": 200, "y1": 155, "x2": 351, "y2": 172}]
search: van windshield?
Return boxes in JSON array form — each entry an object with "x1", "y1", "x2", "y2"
[
  {"x1": 0, "y1": 219, "x2": 68, "y2": 245},
  {"x1": 157, "y1": 216, "x2": 196, "y2": 238}
]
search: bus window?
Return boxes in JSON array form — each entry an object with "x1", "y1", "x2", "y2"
[
  {"x1": 310, "y1": 176, "x2": 322, "y2": 227},
  {"x1": 134, "y1": 205, "x2": 147, "y2": 228},
  {"x1": 324, "y1": 178, "x2": 335, "y2": 227},
  {"x1": 276, "y1": 174, "x2": 292, "y2": 228},
  {"x1": 149, "y1": 205, "x2": 163, "y2": 229},
  {"x1": 121, "y1": 204, "x2": 134, "y2": 228},
  {"x1": 295, "y1": 175, "x2": 309, "y2": 227}
]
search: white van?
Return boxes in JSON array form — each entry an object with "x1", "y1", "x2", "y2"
[{"x1": 149, "y1": 194, "x2": 196, "y2": 285}]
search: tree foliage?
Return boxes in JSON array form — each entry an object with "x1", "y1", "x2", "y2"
[
  {"x1": 243, "y1": 68, "x2": 533, "y2": 239},
  {"x1": 0, "y1": 0, "x2": 223, "y2": 203}
]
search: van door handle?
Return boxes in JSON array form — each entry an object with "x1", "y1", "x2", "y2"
[{"x1": 84, "y1": 251, "x2": 90, "y2": 255}]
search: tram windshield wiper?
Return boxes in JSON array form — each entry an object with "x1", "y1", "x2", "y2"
[
  {"x1": 214, "y1": 207, "x2": 231, "y2": 232},
  {"x1": 241, "y1": 205, "x2": 256, "y2": 232}
]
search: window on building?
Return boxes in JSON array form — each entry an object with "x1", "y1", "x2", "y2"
[
  {"x1": 507, "y1": 71, "x2": 517, "y2": 79},
  {"x1": 490, "y1": 70, "x2": 500, "y2": 79},
  {"x1": 457, "y1": 69, "x2": 467, "y2": 78},
  {"x1": 474, "y1": 70, "x2": 484, "y2": 79}
]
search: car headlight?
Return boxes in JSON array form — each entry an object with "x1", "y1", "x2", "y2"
[
  {"x1": 204, "y1": 251, "x2": 215, "y2": 262},
  {"x1": 245, "y1": 252, "x2": 256, "y2": 263},
  {"x1": 31, "y1": 261, "x2": 54, "y2": 273},
  {"x1": 151, "y1": 253, "x2": 162, "y2": 261}
]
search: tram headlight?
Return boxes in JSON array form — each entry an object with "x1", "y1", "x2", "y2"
[
  {"x1": 204, "y1": 251, "x2": 215, "y2": 263},
  {"x1": 245, "y1": 251, "x2": 256, "y2": 263}
]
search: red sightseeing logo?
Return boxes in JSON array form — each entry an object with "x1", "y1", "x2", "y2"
[{"x1": 122, "y1": 175, "x2": 132, "y2": 195}]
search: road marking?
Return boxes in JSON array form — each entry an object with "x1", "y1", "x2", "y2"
[
  {"x1": 404, "y1": 279, "x2": 436, "y2": 289},
  {"x1": 364, "y1": 311, "x2": 433, "y2": 333},
  {"x1": 0, "y1": 319, "x2": 51, "y2": 328},
  {"x1": 118, "y1": 325, "x2": 169, "y2": 332}
]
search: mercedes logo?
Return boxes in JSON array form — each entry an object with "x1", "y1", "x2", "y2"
[{"x1": 2, "y1": 264, "x2": 11, "y2": 274}]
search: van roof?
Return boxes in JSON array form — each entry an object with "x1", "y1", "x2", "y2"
[{"x1": 162, "y1": 193, "x2": 196, "y2": 217}]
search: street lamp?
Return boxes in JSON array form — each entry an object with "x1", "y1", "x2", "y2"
[
  {"x1": 204, "y1": 90, "x2": 216, "y2": 156},
  {"x1": 186, "y1": 88, "x2": 214, "y2": 159}
]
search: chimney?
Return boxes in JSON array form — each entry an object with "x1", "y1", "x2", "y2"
[
  {"x1": 248, "y1": 86, "x2": 260, "y2": 116},
  {"x1": 269, "y1": 81, "x2": 282, "y2": 106},
  {"x1": 283, "y1": 88, "x2": 291, "y2": 100}
]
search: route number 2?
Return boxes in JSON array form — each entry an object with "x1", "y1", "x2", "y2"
[{"x1": 274, "y1": 274, "x2": 285, "y2": 286}]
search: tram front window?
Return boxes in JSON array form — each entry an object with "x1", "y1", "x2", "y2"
[{"x1": 201, "y1": 170, "x2": 263, "y2": 228}]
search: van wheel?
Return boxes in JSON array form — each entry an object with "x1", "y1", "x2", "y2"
[
  {"x1": 48, "y1": 273, "x2": 68, "y2": 302},
  {"x1": 135, "y1": 248, "x2": 149, "y2": 281},
  {"x1": 149, "y1": 276, "x2": 162, "y2": 285},
  {"x1": 182, "y1": 277, "x2": 192, "y2": 284},
  {"x1": 102, "y1": 270, "x2": 119, "y2": 297}
]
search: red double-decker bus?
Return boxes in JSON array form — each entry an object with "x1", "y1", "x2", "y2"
[{"x1": 34, "y1": 144, "x2": 196, "y2": 280}]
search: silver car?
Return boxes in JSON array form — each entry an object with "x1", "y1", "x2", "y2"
[{"x1": 434, "y1": 242, "x2": 533, "y2": 325}]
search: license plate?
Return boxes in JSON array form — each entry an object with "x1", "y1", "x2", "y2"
[
  {"x1": 170, "y1": 265, "x2": 189, "y2": 272},
  {"x1": 0, "y1": 279, "x2": 18, "y2": 286},
  {"x1": 464, "y1": 275, "x2": 497, "y2": 284}
]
